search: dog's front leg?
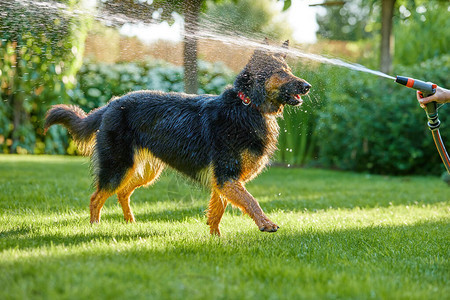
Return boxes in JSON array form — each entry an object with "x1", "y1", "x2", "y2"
[
  {"x1": 215, "y1": 181, "x2": 279, "y2": 232},
  {"x1": 206, "y1": 190, "x2": 228, "y2": 236}
]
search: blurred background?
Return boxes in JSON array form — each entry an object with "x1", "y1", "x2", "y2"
[{"x1": 0, "y1": 0, "x2": 449, "y2": 175}]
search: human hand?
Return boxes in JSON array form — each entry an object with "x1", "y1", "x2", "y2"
[{"x1": 417, "y1": 86, "x2": 450, "y2": 109}]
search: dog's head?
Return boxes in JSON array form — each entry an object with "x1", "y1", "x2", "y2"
[{"x1": 234, "y1": 40, "x2": 311, "y2": 114}]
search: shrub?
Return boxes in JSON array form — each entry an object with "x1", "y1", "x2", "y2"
[
  {"x1": 70, "y1": 59, "x2": 234, "y2": 110},
  {"x1": 316, "y1": 55, "x2": 449, "y2": 175},
  {"x1": 0, "y1": 0, "x2": 91, "y2": 154},
  {"x1": 394, "y1": 1, "x2": 450, "y2": 67}
]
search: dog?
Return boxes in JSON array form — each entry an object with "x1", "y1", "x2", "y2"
[{"x1": 44, "y1": 40, "x2": 311, "y2": 235}]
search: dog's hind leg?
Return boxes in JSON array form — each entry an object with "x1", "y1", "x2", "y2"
[
  {"x1": 116, "y1": 183, "x2": 137, "y2": 223},
  {"x1": 90, "y1": 165, "x2": 137, "y2": 223},
  {"x1": 116, "y1": 150, "x2": 165, "y2": 223},
  {"x1": 215, "y1": 180, "x2": 279, "y2": 232},
  {"x1": 116, "y1": 169, "x2": 164, "y2": 223},
  {"x1": 206, "y1": 190, "x2": 228, "y2": 236}
]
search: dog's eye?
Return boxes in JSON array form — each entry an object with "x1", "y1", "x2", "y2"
[{"x1": 276, "y1": 71, "x2": 289, "y2": 78}]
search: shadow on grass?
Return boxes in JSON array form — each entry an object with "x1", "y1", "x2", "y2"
[
  {"x1": 258, "y1": 194, "x2": 449, "y2": 213},
  {"x1": 1, "y1": 220, "x2": 448, "y2": 299},
  {"x1": 101, "y1": 205, "x2": 206, "y2": 223},
  {"x1": 0, "y1": 203, "x2": 205, "y2": 252},
  {"x1": 0, "y1": 225, "x2": 168, "y2": 252},
  {"x1": 1, "y1": 216, "x2": 448, "y2": 258}
]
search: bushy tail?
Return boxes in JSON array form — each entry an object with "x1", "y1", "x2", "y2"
[{"x1": 44, "y1": 104, "x2": 106, "y2": 155}]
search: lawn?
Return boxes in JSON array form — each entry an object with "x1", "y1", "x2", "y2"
[{"x1": 0, "y1": 155, "x2": 448, "y2": 299}]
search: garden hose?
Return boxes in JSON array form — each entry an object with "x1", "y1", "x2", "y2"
[{"x1": 395, "y1": 76, "x2": 450, "y2": 173}]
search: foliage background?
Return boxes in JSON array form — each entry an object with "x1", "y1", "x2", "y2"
[
  {"x1": 0, "y1": 0, "x2": 91, "y2": 154},
  {"x1": 204, "y1": 0, "x2": 292, "y2": 40},
  {"x1": 0, "y1": 0, "x2": 449, "y2": 175},
  {"x1": 314, "y1": 55, "x2": 449, "y2": 174}
]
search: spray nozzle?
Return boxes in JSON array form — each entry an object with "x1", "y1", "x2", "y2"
[
  {"x1": 395, "y1": 76, "x2": 440, "y2": 130},
  {"x1": 395, "y1": 75, "x2": 437, "y2": 98}
]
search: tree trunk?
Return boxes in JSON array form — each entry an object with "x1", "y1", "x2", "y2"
[
  {"x1": 183, "y1": 0, "x2": 202, "y2": 94},
  {"x1": 10, "y1": 41, "x2": 24, "y2": 153},
  {"x1": 380, "y1": 0, "x2": 395, "y2": 74}
]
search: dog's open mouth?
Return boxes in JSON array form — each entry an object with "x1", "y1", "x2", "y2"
[
  {"x1": 279, "y1": 81, "x2": 311, "y2": 106},
  {"x1": 288, "y1": 94, "x2": 304, "y2": 106}
]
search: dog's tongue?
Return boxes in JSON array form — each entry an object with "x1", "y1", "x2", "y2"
[{"x1": 294, "y1": 94, "x2": 301, "y2": 100}]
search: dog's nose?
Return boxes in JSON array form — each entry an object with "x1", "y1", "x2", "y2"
[{"x1": 301, "y1": 82, "x2": 311, "y2": 94}]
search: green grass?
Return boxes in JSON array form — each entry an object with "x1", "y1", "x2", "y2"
[{"x1": 0, "y1": 155, "x2": 449, "y2": 300}]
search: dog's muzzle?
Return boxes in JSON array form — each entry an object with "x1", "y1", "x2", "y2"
[{"x1": 280, "y1": 80, "x2": 311, "y2": 106}]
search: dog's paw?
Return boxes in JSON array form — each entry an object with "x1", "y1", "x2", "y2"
[
  {"x1": 209, "y1": 226, "x2": 221, "y2": 236},
  {"x1": 124, "y1": 214, "x2": 135, "y2": 223},
  {"x1": 259, "y1": 225, "x2": 279, "y2": 232},
  {"x1": 258, "y1": 219, "x2": 279, "y2": 232}
]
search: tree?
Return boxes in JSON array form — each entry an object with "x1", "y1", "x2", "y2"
[
  {"x1": 393, "y1": 0, "x2": 450, "y2": 66},
  {"x1": 315, "y1": 0, "x2": 448, "y2": 72},
  {"x1": 101, "y1": 0, "x2": 210, "y2": 94},
  {"x1": 204, "y1": 0, "x2": 292, "y2": 40},
  {"x1": 316, "y1": 0, "x2": 376, "y2": 41},
  {"x1": 380, "y1": 0, "x2": 395, "y2": 73},
  {"x1": 102, "y1": 0, "x2": 292, "y2": 94},
  {"x1": 0, "y1": 0, "x2": 91, "y2": 153},
  {"x1": 183, "y1": 0, "x2": 203, "y2": 94}
]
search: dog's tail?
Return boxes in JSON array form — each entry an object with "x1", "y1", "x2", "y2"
[{"x1": 44, "y1": 104, "x2": 106, "y2": 155}]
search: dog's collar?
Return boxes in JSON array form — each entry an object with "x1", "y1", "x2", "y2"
[
  {"x1": 237, "y1": 91, "x2": 262, "y2": 112},
  {"x1": 237, "y1": 91, "x2": 252, "y2": 106}
]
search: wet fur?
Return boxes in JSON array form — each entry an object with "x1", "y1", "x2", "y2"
[{"x1": 44, "y1": 41, "x2": 311, "y2": 235}]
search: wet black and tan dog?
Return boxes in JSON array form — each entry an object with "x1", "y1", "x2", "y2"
[{"x1": 45, "y1": 40, "x2": 311, "y2": 235}]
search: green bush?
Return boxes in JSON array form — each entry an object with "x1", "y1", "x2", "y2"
[
  {"x1": 0, "y1": 0, "x2": 91, "y2": 154},
  {"x1": 69, "y1": 59, "x2": 234, "y2": 111},
  {"x1": 394, "y1": 1, "x2": 450, "y2": 67},
  {"x1": 316, "y1": 55, "x2": 449, "y2": 175}
]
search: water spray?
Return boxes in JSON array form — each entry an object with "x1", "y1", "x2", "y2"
[{"x1": 395, "y1": 76, "x2": 450, "y2": 173}]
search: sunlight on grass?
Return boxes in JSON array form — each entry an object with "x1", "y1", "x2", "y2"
[{"x1": 0, "y1": 155, "x2": 448, "y2": 299}]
